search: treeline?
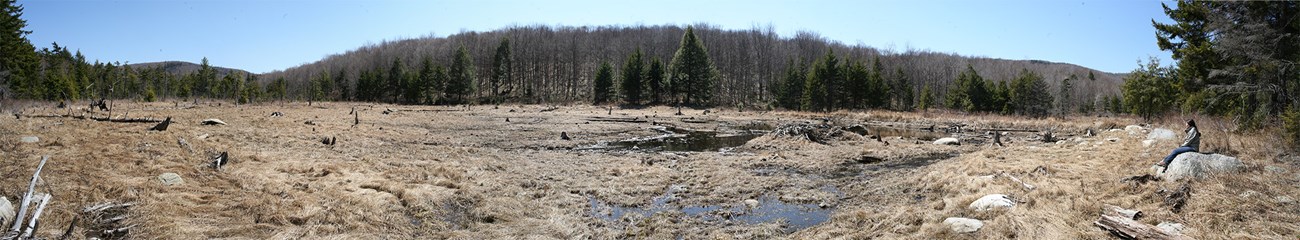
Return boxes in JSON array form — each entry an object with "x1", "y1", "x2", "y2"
[{"x1": 261, "y1": 24, "x2": 1125, "y2": 114}]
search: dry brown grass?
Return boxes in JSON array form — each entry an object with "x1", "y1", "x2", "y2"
[{"x1": 0, "y1": 101, "x2": 1295, "y2": 239}]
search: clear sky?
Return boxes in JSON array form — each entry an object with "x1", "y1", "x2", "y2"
[{"x1": 19, "y1": 0, "x2": 1174, "y2": 74}]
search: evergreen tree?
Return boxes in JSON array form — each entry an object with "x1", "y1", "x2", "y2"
[
  {"x1": 892, "y1": 68, "x2": 914, "y2": 111},
  {"x1": 387, "y1": 57, "x2": 404, "y2": 103},
  {"x1": 592, "y1": 62, "x2": 614, "y2": 104},
  {"x1": 196, "y1": 57, "x2": 216, "y2": 98},
  {"x1": 1056, "y1": 74, "x2": 1074, "y2": 115},
  {"x1": 1011, "y1": 69, "x2": 1054, "y2": 118},
  {"x1": 775, "y1": 59, "x2": 806, "y2": 110},
  {"x1": 1121, "y1": 58, "x2": 1176, "y2": 120},
  {"x1": 418, "y1": 56, "x2": 437, "y2": 104},
  {"x1": 646, "y1": 58, "x2": 665, "y2": 104},
  {"x1": 490, "y1": 37, "x2": 513, "y2": 101},
  {"x1": 0, "y1": 0, "x2": 37, "y2": 99},
  {"x1": 446, "y1": 45, "x2": 475, "y2": 104},
  {"x1": 919, "y1": 85, "x2": 935, "y2": 111},
  {"x1": 620, "y1": 48, "x2": 645, "y2": 105},
  {"x1": 270, "y1": 77, "x2": 287, "y2": 101},
  {"x1": 845, "y1": 60, "x2": 868, "y2": 109},
  {"x1": 333, "y1": 69, "x2": 349, "y2": 101},
  {"x1": 803, "y1": 52, "x2": 839, "y2": 112},
  {"x1": 667, "y1": 26, "x2": 719, "y2": 106},
  {"x1": 866, "y1": 56, "x2": 890, "y2": 108},
  {"x1": 946, "y1": 65, "x2": 990, "y2": 112}
]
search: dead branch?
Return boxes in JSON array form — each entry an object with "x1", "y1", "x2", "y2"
[
  {"x1": 999, "y1": 172, "x2": 1036, "y2": 191},
  {"x1": 20, "y1": 114, "x2": 163, "y2": 123},
  {"x1": 11, "y1": 156, "x2": 49, "y2": 234}
]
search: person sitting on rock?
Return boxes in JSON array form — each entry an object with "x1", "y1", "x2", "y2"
[{"x1": 1157, "y1": 119, "x2": 1200, "y2": 168}]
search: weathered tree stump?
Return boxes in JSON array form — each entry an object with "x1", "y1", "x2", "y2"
[{"x1": 149, "y1": 117, "x2": 172, "y2": 131}]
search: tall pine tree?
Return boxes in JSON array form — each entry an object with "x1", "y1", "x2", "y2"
[
  {"x1": 592, "y1": 62, "x2": 614, "y2": 104},
  {"x1": 620, "y1": 48, "x2": 645, "y2": 105},
  {"x1": 667, "y1": 26, "x2": 719, "y2": 106}
]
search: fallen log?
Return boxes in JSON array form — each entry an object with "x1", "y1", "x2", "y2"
[
  {"x1": 999, "y1": 172, "x2": 1036, "y2": 191},
  {"x1": 20, "y1": 114, "x2": 163, "y2": 123},
  {"x1": 586, "y1": 116, "x2": 647, "y2": 123},
  {"x1": 1094, "y1": 214, "x2": 1191, "y2": 240}
]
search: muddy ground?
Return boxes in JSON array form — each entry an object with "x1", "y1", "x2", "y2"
[{"x1": 0, "y1": 101, "x2": 1296, "y2": 239}]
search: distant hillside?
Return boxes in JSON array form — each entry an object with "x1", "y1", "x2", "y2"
[
  {"x1": 260, "y1": 24, "x2": 1126, "y2": 108},
  {"x1": 130, "y1": 61, "x2": 251, "y2": 79}
]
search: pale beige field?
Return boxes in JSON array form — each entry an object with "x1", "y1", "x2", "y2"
[{"x1": 0, "y1": 101, "x2": 1296, "y2": 239}]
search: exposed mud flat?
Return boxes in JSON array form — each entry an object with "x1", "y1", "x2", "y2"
[{"x1": 0, "y1": 102, "x2": 1294, "y2": 239}]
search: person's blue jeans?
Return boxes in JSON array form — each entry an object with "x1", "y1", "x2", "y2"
[{"x1": 1160, "y1": 146, "x2": 1197, "y2": 166}]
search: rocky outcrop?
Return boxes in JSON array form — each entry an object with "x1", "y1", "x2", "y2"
[{"x1": 1157, "y1": 152, "x2": 1244, "y2": 181}]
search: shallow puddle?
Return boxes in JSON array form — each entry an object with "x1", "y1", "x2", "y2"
[{"x1": 589, "y1": 185, "x2": 835, "y2": 232}]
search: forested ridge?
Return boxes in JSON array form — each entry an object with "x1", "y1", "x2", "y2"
[{"x1": 260, "y1": 24, "x2": 1124, "y2": 112}]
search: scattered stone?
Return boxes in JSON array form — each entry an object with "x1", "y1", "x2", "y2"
[
  {"x1": 743, "y1": 199, "x2": 759, "y2": 208},
  {"x1": 150, "y1": 117, "x2": 172, "y2": 131},
  {"x1": 969, "y1": 194, "x2": 1015, "y2": 211},
  {"x1": 158, "y1": 172, "x2": 183, "y2": 186},
  {"x1": 304, "y1": 120, "x2": 317, "y2": 125},
  {"x1": 177, "y1": 137, "x2": 192, "y2": 153},
  {"x1": 1147, "y1": 128, "x2": 1176, "y2": 140},
  {"x1": 1142, "y1": 139, "x2": 1156, "y2": 148},
  {"x1": 1105, "y1": 137, "x2": 1119, "y2": 142},
  {"x1": 1239, "y1": 190, "x2": 1261, "y2": 199},
  {"x1": 383, "y1": 108, "x2": 395, "y2": 114},
  {"x1": 19, "y1": 136, "x2": 39, "y2": 143},
  {"x1": 1156, "y1": 152, "x2": 1244, "y2": 181},
  {"x1": 1276, "y1": 195, "x2": 1294, "y2": 204},
  {"x1": 1156, "y1": 222, "x2": 1185, "y2": 235},
  {"x1": 270, "y1": 112, "x2": 284, "y2": 117},
  {"x1": 943, "y1": 217, "x2": 983, "y2": 233},
  {"x1": 201, "y1": 119, "x2": 227, "y2": 125},
  {"x1": 933, "y1": 137, "x2": 960, "y2": 146}
]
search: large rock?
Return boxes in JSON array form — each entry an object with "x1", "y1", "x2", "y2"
[
  {"x1": 19, "y1": 136, "x2": 38, "y2": 143},
  {"x1": 969, "y1": 194, "x2": 1015, "y2": 211},
  {"x1": 158, "y1": 172, "x2": 184, "y2": 186},
  {"x1": 1157, "y1": 152, "x2": 1244, "y2": 181},
  {"x1": 1125, "y1": 125, "x2": 1145, "y2": 135},
  {"x1": 943, "y1": 217, "x2": 983, "y2": 233},
  {"x1": 1, "y1": 196, "x2": 13, "y2": 231},
  {"x1": 934, "y1": 137, "x2": 960, "y2": 146},
  {"x1": 1147, "y1": 128, "x2": 1177, "y2": 140}
]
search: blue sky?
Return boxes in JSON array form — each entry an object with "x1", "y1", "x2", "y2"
[{"x1": 19, "y1": 0, "x2": 1174, "y2": 74}]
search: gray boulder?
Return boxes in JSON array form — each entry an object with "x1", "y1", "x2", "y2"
[
  {"x1": 1157, "y1": 152, "x2": 1244, "y2": 181},
  {"x1": 943, "y1": 217, "x2": 983, "y2": 233},
  {"x1": 158, "y1": 172, "x2": 184, "y2": 186},
  {"x1": 19, "y1": 136, "x2": 38, "y2": 143}
]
